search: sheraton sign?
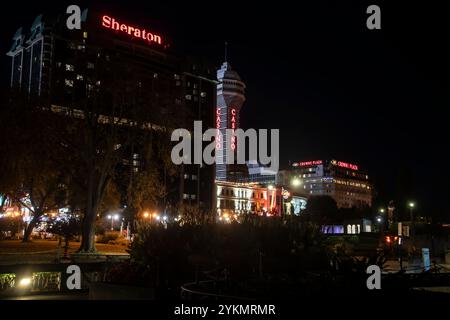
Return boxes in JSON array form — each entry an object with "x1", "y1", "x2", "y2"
[{"x1": 101, "y1": 15, "x2": 163, "y2": 46}]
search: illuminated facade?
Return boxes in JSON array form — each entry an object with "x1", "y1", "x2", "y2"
[
  {"x1": 216, "y1": 181, "x2": 281, "y2": 219},
  {"x1": 215, "y1": 61, "x2": 246, "y2": 182},
  {"x1": 215, "y1": 181, "x2": 307, "y2": 219},
  {"x1": 278, "y1": 159, "x2": 372, "y2": 208},
  {"x1": 6, "y1": 8, "x2": 217, "y2": 213}
]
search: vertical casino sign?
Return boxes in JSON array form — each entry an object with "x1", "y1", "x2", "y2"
[
  {"x1": 216, "y1": 108, "x2": 221, "y2": 150},
  {"x1": 230, "y1": 108, "x2": 236, "y2": 150}
]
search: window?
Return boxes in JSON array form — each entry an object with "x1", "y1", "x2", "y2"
[
  {"x1": 191, "y1": 194, "x2": 196, "y2": 200},
  {"x1": 87, "y1": 62, "x2": 94, "y2": 69},
  {"x1": 65, "y1": 79, "x2": 74, "y2": 87},
  {"x1": 76, "y1": 74, "x2": 83, "y2": 81},
  {"x1": 65, "y1": 64, "x2": 74, "y2": 71},
  {"x1": 191, "y1": 175, "x2": 197, "y2": 181},
  {"x1": 347, "y1": 225, "x2": 352, "y2": 234},
  {"x1": 200, "y1": 92, "x2": 207, "y2": 97},
  {"x1": 185, "y1": 94, "x2": 192, "y2": 100},
  {"x1": 184, "y1": 174, "x2": 189, "y2": 179},
  {"x1": 83, "y1": 32, "x2": 88, "y2": 39},
  {"x1": 183, "y1": 194, "x2": 189, "y2": 200},
  {"x1": 174, "y1": 74, "x2": 181, "y2": 80}
]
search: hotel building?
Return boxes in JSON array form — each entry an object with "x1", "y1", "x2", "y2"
[
  {"x1": 277, "y1": 160, "x2": 372, "y2": 208},
  {"x1": 6, "y1": 7, "x2": 217, "y2": 213}
]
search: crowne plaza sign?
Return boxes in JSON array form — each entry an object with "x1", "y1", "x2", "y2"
[{"x1": 101, "y1": 15, "x2": 163, "y2": 46}]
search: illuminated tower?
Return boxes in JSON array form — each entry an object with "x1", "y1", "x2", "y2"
[{"x1": 215, "y1": 50, "x2": 246, "y2": 181}]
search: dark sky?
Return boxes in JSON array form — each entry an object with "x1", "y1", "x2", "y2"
[{"x1": 1, "y1": 1, "x2": 449, "y2": 220}]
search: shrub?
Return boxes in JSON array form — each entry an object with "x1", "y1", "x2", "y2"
[{"x1": 97, "y1": 231, "x2": 120, "y2": 243}]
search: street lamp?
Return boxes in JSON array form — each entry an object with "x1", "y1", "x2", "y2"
[
  {"x1": 409, "y1": 202, "x2": 416, "y2": 246},
  {"x1": 107, "y1": 214, "x2": 120, "y2": 231},
  {"x1": 291, "y1": 178, "x2": 302, "y2": 187}
]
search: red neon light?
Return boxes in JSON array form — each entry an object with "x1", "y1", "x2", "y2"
[
  {"x1": 297, "y1": 160, "x2": 322, "y2": 167},
  {"x1": 336, "y1": 161, "x2": 358, "y2": 171},
  {"x1": 216, "y1": 108, "x2": 221, "y2": 150},
  {"x1": 230, "y1": 108, "x2": 236, "y2": 150},
  {"x1": 101, "y1": 15, "x2": 162, "y2": 45}
]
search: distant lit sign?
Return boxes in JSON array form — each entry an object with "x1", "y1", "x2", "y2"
[
  {"x1": 282, "y1": 190, "x2": 290, "y2": 200},
  {"x1": 101, "y1": 15, "x2": 162, "y2": 46},
  {"x1": 294, "y1": 160, "x2": 322, "y2": 167},
  {"x1": 216, "y1": 108, "x2": 221, "y2": 150},
  {"x1": 230, "y1": 108, "x2": 236, "y2": 150},
  {"x1": 332, "y1": 160, "x2": 358, "y2": 171}
]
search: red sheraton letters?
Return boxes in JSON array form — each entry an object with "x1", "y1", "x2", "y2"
[{"x1": 102, "y1": 15, "x2": 162, "y2": 45}]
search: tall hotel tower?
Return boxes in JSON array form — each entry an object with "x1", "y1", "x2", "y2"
[{"x1": 215, "y1": 60, "x2": 246, "y2": 181}]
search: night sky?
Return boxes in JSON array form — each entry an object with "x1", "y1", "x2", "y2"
[{"x1": 1, "y1": 1, "x2": 449, "y2": 220}]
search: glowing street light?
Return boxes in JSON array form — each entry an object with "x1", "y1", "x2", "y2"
[
  {"x1": 291, "y1": 178, "x2": 302, "y2": 187},
  {"x1": 18, "y1": 277, "x2": 32, "y2": 288},
  {"x1": 107, "y1": 214, "x2": 120, "y2": 230}
]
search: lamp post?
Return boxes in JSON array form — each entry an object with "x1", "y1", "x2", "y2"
[
  {"x1": 378, "y1": 208, "x2": 385, "y2": 235},
  {"x1": 107, "y1": 214, "x2": 119, "y2": 231},
  {"x1": 409, "y1": 202, "x2": 415, "y2": 251}
]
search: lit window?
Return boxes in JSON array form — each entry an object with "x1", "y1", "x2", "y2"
[
  {"x1": 184, "y1": 174, "x2": 189, "y2": 179},
  {"x1": 76, "y1": 74, "x2": 83, "y2": 81},
  {"x1": 183, "y1": 194, "x2": 189, "y2": 200},
  {"x1": 191, "y1": 194, "x2": 196, "y2": 200},
  {"x1": 174, "y1": 74, "x2": 181, "y2": 80},
  {"x1": 83, "y1": 32, "x2": 88, "y2": 39},
  {"x1": 185, "y1": 95, "x2": 192, "y2": 100},
  {"x1": 200, "y1": 92, "x2": 206, "y2": 97},
  {"x1": 153, "y1": 73, "x2": 158, "y2": 79},
  {"x1": 65, "y1": 64, "x2": 74, "y2": 71},
  {"x1": 191, "y1": 175, "x2": 197, "y2": 180},
  {"x1": 65, "y1": 79, "x2": 74, "y2": 87}
]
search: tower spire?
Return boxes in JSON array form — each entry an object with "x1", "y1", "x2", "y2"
[{"x1": 224, "y1": 41, "x2": 228, "y2": 63}]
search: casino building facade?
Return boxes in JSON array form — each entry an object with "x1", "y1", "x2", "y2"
[
  {"x1": 6, "y1": 7, "x2": 217, "y2": 213},
  {"x1": 277, "y1": 160, "x2": 372, "y2": 208}
]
